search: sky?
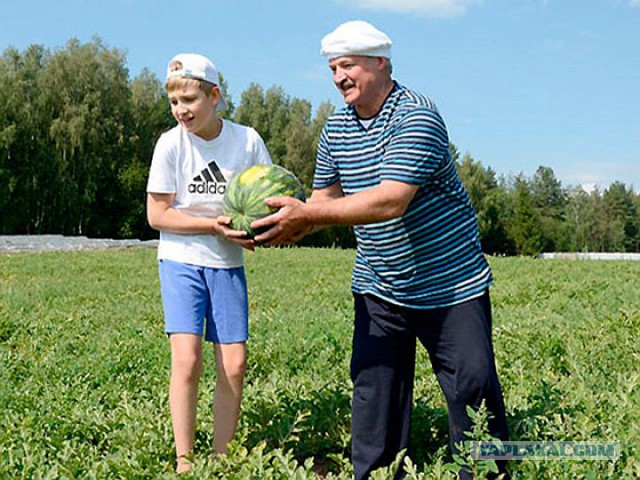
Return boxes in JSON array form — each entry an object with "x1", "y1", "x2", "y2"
[{"x1": 1, "y1": 0, "x2": 639, "y2": 191}]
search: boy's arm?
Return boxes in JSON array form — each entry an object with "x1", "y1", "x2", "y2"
[
  {"x1": 147, "y1": 193, "x2": 255, "y2": 250},
  {"x1": 147, "y1": 192, "x2": 219, "y2": 234}
]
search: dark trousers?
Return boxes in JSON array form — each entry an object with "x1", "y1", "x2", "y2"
[{"x1": 351, "y1": 291, "x2": 509, "y2": 480}]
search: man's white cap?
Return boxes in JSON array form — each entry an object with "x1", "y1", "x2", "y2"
[
  {"x1": 167, "y1": 53, "x2": 228, "y2": 111},
  {"x1": 320, "y1": 20, "x2": 392, "y2": 60}
]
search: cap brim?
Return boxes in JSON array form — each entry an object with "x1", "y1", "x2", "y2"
[{"x1": 217, "y1": 95, "x2": 228, "y2": 111}]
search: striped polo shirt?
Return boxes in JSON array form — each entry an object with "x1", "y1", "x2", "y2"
[{"x1": 313, "y1": 82, "x2": 493, "y2": 309}]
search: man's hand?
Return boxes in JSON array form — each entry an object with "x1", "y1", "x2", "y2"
[
  {"x1": 251, "y1": 197, "x2": 311, "y2": 246},
  {"x1": 215, "y1": 215, "x2": 257, "y2": 251}
]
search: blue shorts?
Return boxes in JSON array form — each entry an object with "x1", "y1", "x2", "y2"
[{"x1": 158, "y1": 259, "x2": 249, "y2": 344}]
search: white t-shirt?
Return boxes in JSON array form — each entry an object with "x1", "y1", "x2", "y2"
[{"x1": 147, "y1": 120, "x2": 272, "y2": 268}]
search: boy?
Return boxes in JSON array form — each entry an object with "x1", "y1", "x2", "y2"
[{"x1": 146, "y1": 53, "x2": 270, "y2": 473}]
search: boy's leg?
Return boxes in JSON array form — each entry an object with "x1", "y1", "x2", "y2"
[
  {"x1": 213, "y1": 342, "x2": 247, "y2": 454},
  {"x1": 204, "y1": 266, "x2": 249, "y2": 454},
  {"x1": 159, "y1": 260, "x2": 209, "y2": 472},
  {"x1": 169, "y1": 333, "x2": 204, "y2": 473}
]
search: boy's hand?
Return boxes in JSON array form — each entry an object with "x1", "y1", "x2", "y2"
[{"x1": 215, "y1": 216, "x2": 256, "y2": 251}]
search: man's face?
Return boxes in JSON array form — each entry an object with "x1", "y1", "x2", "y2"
[{"x1": 328, "y1": 55, "x2": 381, "y2": 109}]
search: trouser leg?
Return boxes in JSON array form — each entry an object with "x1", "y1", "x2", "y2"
[
  {"x1": 351, "y1": 294, "x2": 416, "y2": 480},
  {"x1": 413, "y1": 291, "x2": 509, "y2": 479}
]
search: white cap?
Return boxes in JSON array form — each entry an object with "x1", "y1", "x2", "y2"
[
  {"x1": 320, "y1": 20, "x2": 392, "y2": 60},
  {"x1": 167, "y1": 53, "x2": 228, "y2": 111}
]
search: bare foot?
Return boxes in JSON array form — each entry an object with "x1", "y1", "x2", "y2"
[{"x1": 176, "y1": 455, "x2": 192, "y2": 474}]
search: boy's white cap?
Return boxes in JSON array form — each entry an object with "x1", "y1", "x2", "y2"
[
  {"x1": 167, "y1": 53, "x2": 228, "y2": 111},
  {"x1": 320, "y1": 20, "x2": 392, "y2": 60}
]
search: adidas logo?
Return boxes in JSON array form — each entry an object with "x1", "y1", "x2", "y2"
[{"x1": 189, "y1": 161, "x2": 227, "y2": 195}]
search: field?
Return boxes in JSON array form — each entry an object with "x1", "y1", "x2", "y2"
[{"x1": 1, "y1": 247, "x2": 639, "y2": 479}]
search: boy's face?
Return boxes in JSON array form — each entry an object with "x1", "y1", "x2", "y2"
[{"x1": 168, "y1": 81, "x2": 220, "y2": 139}]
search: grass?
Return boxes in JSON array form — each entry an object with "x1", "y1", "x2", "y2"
[{"x1": 1, "y1": 247, "x2": 639, "y2": 478}]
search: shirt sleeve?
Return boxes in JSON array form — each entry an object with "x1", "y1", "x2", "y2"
[
  {"x1": 313, "y1": 128, "x2": 340, "y2": 189},
  {"x1": 146, "y1": 132, "x2": 178, "y2": 194},
  {"x1": 248, "y1": 127, "x2": 273, "y2": 166},
  {"x1": 380, "y1": 106, "x2": 450, "y2": 185}
]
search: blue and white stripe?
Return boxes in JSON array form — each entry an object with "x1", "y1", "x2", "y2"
[{"x1": 313, "y1": 83, "x2": 492, "y2": 309}]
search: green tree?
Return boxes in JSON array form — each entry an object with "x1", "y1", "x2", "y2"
[
  {"x1": 11, "y1": 36, "x2": 639, "y2": 253},
  {"x1": 311, "y1": 101, "x2": 335, "y2": 140},
  {"x1": 0, "y1": 44, "x2": 54, "y2": 234},
  {"x1": 42, "y1": 37, "x2": 132, "y2": 236},
  {"x1": 0, "y1": 47, "x2": 23, "y2": 232},
  {"x1": 508, "y1": 176, "x2": 543, "y2": 256},
  {"x1": 602, "y1": 181, "x2": 639, "y2": 252},
  {"x1": 233, "y1": 83, "x2": 267, "y2": 141},
  {"x1": 531, "y1": 166, "x2": 568, "y2": 251},
  {"x1": 449, "y1": 142, "x2": 461, "y2": 165},
  {"x1": 282, "y1": 98, "x2": 315, "y2": 189},
  {"x1": 263, "y1": 86, "x2": 291, "y2": 164},
  {"x1": 118, "y1": 68, "x2": 173, "y2": 239},
  {"x1": 455, "y1": 153, "x2": 512, "y2": 254},
  {"x1": 633, "y1": 189, "x2": 640, "y2": 251},
  {"x1": 216, "y1": 72, "x2": 235, "y2": 119},
  {"x1": 565, "y1": 187, "x2": 596, "y2": 252}
]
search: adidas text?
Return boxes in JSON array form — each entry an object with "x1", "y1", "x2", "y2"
[{"x1": 188, "y1": 181, "x2": 227, "y2": 195}]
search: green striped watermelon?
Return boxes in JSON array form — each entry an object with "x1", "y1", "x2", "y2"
[{"x1": 223, "y1": 164, "x2": 306, "y2": 237}]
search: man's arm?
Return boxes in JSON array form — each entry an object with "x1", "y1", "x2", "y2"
[{"x1": 252, "y1": 180, "x2": 419, "y2": 246}]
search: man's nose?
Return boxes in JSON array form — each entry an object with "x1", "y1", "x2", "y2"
[{"x1": 333, "y1": 67, "x2": 346, "y2": 83}]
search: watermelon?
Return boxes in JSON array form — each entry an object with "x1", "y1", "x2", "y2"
[{"x1": 223, "y1": 164, "x2": 306, "y2": 237}]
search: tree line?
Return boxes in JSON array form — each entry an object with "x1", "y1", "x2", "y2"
[{"x1": 1, "y1": 38, "x2": 638, "y2": 255}]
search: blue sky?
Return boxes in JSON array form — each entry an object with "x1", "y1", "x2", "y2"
[{"x1": 1, "y1": 0, "x2": 639, "y2": 191}]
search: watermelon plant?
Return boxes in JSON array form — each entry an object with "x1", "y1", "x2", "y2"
[
  {"x1": 223, "y1": 164, "x2": 306, "y2": 237},
  {"x1": 2, "y1": 249, "x2": 639, "y2": 478}
]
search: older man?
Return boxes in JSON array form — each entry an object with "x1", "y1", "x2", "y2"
[{"x1": 253, "y1": 20, "x2": 510, "y2": 479}]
